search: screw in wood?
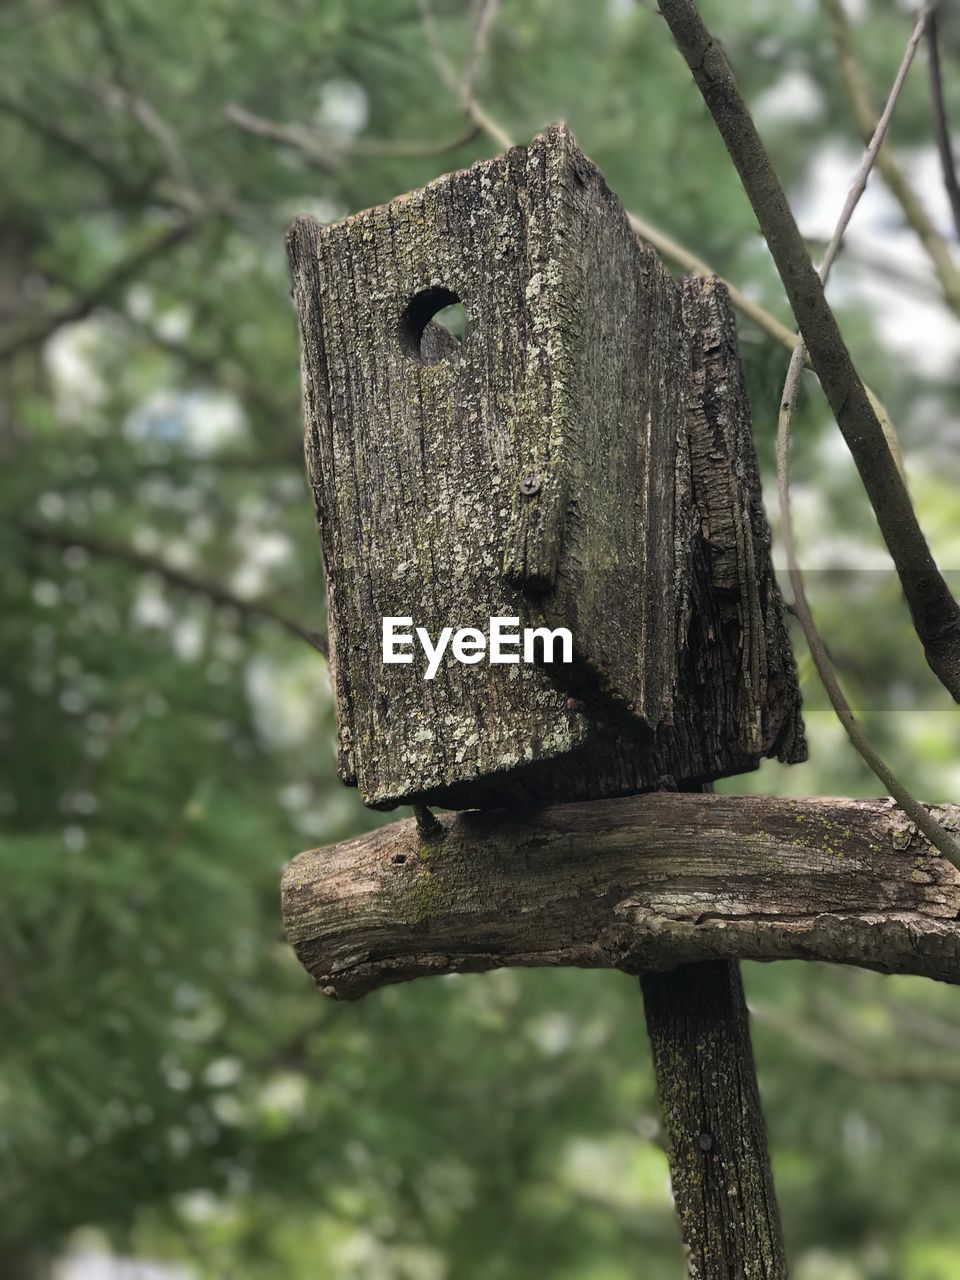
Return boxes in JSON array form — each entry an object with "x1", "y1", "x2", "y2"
[{"x1": 519, "y1": 473, "x2": 541, "y2": 497}]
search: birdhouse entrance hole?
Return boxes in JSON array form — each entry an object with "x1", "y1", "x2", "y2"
[{"x1": 400, "y1": 287, "x2": 467, "y2": 364}]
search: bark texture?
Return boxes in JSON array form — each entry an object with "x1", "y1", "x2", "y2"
[
  {"x1": 286, "y1": 124, "x2": 803, "y2": 810},
  {"x1": 642, "y1": 961, "x2": 786, "y2": 1279},
  {"x1": 282, "y1": 792, "x2": 960, "y2": 1000}
]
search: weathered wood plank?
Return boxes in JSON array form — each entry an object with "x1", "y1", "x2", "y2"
[
  {"x1": 675, "y1": 277, "x2": 804, "y2": 769},
  {"x1": 281, "y1": 792, "x2": 960, "y2": 999}
]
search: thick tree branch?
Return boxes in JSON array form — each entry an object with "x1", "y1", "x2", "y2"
[
  {"x1": 26, "y1": 525, "x2": 328, "y2": 656},
  {"x1": 658, "y1": 0, "x2": 960, "y2": 701},
  {"x1": 282, "y1": 792, "x2": 960, "y2": 1001}
]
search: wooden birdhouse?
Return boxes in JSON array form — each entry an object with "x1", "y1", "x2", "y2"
[{"x1": 286, "y1": 124, "x2": 805, "y2": 810}]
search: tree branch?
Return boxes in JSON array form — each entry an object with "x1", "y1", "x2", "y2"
[
  {"x1": 223, "y1": 104, "x2": 342, "y2": 171},
  {"x1": 417, "y1": 0, "x2": 513, "y2": 149},
  {"x1": 658, "y1": 0, "x2": 960, "y2": 701},
  {"x1": 926, "y1": 9, "x2": 960, "y2": 243},
  {"x1": 224, "y1": 103, "x2": 479, "y2": 164},
  {"x1": 0, "y1": 89, "x2": 153, "y2": 196},
  {"x1": 26, "y1": 524, "x2": 328, "y2": 657},
  {"x1": 0, "y1": 220, "x2": 194, "y2": 363},
  {"x1": 462, "y1": 0, "x2": 502, "y2": 107},
  {"x1": 776, "y1": 3, "x2": 960, "y2": 864},
  {"x1": 824, "y1": 0, "x2": 960, "y2": 315},
  {"x1": 282, "y1": 792, "x2": 960, "y2": 1001},
  {"x1": 88, "y1": 77, "x2": 200, "y2": 204},
  {"x1": 751, "y1": 1000, "x2": 960, "y2": 1086},
  {"x1": 407, "y1": 8, "x2": 909, "y2": 485}
]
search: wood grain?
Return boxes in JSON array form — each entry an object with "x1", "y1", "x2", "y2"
[
  {"x1": 642, "y1": 961, "x2": 787, "y2": 1279},
  {"x1": 286, "y1": 125, "x2": 804, "y2": 810},
  {"x1": 282, "y1": 792, "x2": 960, "y2": 1000}
]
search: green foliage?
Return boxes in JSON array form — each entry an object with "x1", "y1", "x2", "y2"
[{"x1": 2, "y1": 0, "x2": 960, "y2": 1276}]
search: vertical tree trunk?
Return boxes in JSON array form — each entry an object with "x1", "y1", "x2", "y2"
[{"x1": 641, "y1": 959, "x2": 787, "y2": 1279}]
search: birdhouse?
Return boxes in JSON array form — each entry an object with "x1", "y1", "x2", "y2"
[{"x1": 286, "y1": 124, "x2": 805, "y2": 810}]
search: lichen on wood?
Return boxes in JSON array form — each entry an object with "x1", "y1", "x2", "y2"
[
  {"x1": 286, "y1": 124, "x2": 804, "y2": 810},
  {"x1": 281, "y1": 792, "x2": 960, "y2": 1001},
  {"x1": 642, "y1": 960, "x2": 787, "y2": 1278}
]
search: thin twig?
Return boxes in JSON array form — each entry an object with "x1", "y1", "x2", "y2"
[
  {"x1": 0, "y1": 89, "x2": 151, "y2": 195},
  {"x1": 224, "y1": 104, "x2": 341, "y2": 171},
  {"x1": 751, "y1": 1001, "x2": 960, "y2": 1086},
  {"x1": 824, "y1": 0, "x2": 960, "y2": 316},
  {"x1": 780, "y1": 520, "x2": 960, "y2": 864},
  {"x1": 350, "y1": 123, "x2": 482, "y2": 159},
  {"x1": 659, "y1": 0, "x2": 960, "y2": 702},
  {"x1": 776, "y1": 4, "x2": 960, "y2": 863},
  {"x1": 417, "y1": 0, "x2": 513, "y2": 149},
  {"x1": 78, "y1": 75, "x2": 245, "y2": 222},
  {"x1": 926, "y1": 9, "x2": 960, "y2": 242},
  {"x1": 416, "y1": 0, "x2": 462, "y2": 96},
  {"x1": 26, "y1": 524, "x2": 328, "y2": 657},
  {"x1": 462, "y1": 0, "x2": 502, "y2": 106},
  {"x1": 820, "y1": 7, "x2": 929, "y2": 286},
  {"x1": 91, "y1": 77, "x2": 199, "y2": 203},
  {"x1": 224, "y1": 103, "x2": 480, "y2": 164},
  {"x1": 816, "y1": 238, "x2": 944, "y2": 303},
  {"x1": 0, "y1": 84, "x2": 206, "y2": 224}
]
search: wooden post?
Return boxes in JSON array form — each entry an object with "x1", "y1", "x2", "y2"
[
  {"x1": 286, "y1": 125, "x2": 809, "y2": 1277},
  {"x1": 641, "y1": 960, "x2": 787, "y2": 1278},
  {"x1": 639, "y1": 779, "x2": 786, "y2": 1280}
]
